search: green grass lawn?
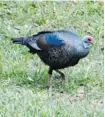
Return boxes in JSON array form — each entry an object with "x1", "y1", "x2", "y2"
[{"x1": 0, "y1": 1, "x2": 104, "y2": 117}]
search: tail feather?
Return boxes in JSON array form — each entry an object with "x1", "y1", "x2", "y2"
[
  {"x1": 11, "y1": 37, "x2": 25, "y2": 45},
  {"x1": 11, "y1": 36, "x2": 39, "y2": 54}
]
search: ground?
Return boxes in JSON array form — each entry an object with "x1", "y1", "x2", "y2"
[{"x1": 0, "y1": 1, "x2": 104, "y2": 117}]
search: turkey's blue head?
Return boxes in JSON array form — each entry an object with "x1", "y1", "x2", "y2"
[{"x1": 83, "y1": 35, "x2": 94, "y2": 48}]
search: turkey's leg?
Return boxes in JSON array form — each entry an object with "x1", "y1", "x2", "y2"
[
  {"x1": 48, "y1": 68, "x2": 53, "y2": 88},
  {"x1": 55, "y1": 70, "x2": 65, "y2": 81}
]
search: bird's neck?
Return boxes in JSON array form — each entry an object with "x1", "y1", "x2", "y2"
[
  {"x1": 77, "y1": 43, "x2": 89, "y2": 58},
  {"x1": 83, "y1": 42, "x2": 89, "y2": 49}
]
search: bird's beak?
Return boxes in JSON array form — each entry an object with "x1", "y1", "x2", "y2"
[{"x1": 90, "y1": 40, "x2": 94, "y2": 45}]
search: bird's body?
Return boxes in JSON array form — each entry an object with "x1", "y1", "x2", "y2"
[{"x1": 12, "y1": 30, "x2": 93, "y2": 88}]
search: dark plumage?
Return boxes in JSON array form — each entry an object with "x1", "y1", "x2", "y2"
[{"x1": 12, "y1": 30, "x2": 94, "y2": 88}]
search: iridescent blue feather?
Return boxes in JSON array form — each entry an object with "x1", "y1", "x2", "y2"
[{"x1": 45, "y1": 33, "x2": 65, "y2": 45}]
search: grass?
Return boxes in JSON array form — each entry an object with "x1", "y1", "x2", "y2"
[{"x1": 0, "y1": 1, "x2": 104, "y2": 117}]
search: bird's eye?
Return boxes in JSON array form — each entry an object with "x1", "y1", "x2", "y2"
[{"x1": 88, "y1": 38, "x2": 91, "y2": 41}]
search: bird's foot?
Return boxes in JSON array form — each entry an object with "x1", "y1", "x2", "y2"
[
  {"x1": 60, "y1": 73, "x2": 65, "y2": 84},
  {"x1": 61, "y1": 73, "x2": 65, "y2": 80}
]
